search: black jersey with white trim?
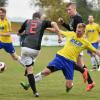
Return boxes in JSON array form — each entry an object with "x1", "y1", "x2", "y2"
[
  {"x1": 18, "y1": 18, "x2": 52, "y2": 50},
  {"x1": 62, "y1": 13, "x2": 83, "y2": 32}
]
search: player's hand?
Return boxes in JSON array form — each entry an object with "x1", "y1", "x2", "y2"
[
  {"x1": 58, "y1": 38, "x2": 62, "y2": 43},
  {"x1": 17, "y1": 32, "x2": 20, "y2": 36},
  {"x1": 58, "y1": 17, "x2": 64, "y2": 24}
]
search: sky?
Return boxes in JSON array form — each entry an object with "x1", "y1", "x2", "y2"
[
  {"x1": 6, "y1": 0, "x2": 38, "y2": 19},
  {"x1": 6, "y1": 0, "x2": 71, "y2": 19}
]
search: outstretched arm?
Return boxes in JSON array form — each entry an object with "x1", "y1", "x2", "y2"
[
  {"x1": 93, "y1": 49, "x2": 100, "y2": 57},
  {"x1": 46, "y1": 27, "x2": 62, "y2": 43}
]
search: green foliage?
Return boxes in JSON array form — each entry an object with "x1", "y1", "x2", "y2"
[
  {"x1": 0, "y1": 0, "x2": 8, "y2": 7},
  {"x1": 31, "y1": 0, "x2": 100, "y2": 24},
  {"x1": 32, "y1": 0, "x2": 69, "y2": 23},
  {"x1": 76, "y1": 0, "x2": 100, "y2": 23}
]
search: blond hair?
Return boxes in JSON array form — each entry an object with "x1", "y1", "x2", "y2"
[{"x1": 77, "y1": 23, "x2": 86, "y2": 29}]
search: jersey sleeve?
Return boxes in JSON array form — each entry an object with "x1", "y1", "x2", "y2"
[
  {"x1": 42, "y1": 20, "x2": 52, "y2": 29},
  {"x1": 18, "y1": 20, "x2": 27, "y2": 33},
  {"x1": 59, "y1": 30, "x2": 74, "y2": 37},
  {"x1": 86, "y1": 40, "x2": 96, "y2": 52}
]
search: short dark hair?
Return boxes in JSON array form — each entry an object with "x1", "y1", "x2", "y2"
[
  {"x1": 0, "y1": 7, "x2": 6, "y2": 13},
  {"x1": 66, "y1": 2, "x2": 76, "y2": 8},
  {"x1": 32, "y1": 12, "x2": 41, "y2": 19}
]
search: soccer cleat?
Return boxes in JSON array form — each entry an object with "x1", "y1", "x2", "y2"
[
  {"x1": 86, "y1": 82, "x2": 95, "y2": 91},
  {"x1": 97, "y1": 66, "x2": 100, "y2": 71},
  {"x1": 20, "y1": 81, "x2": 30, "y2": 90},
  {"x1": 82, "y1": 68, "x2": 88, "y2": 83},
  {"x1": 34, "y1": 92, "x2": 39, "y2": 97},
  {"x1": 66, "y1": 87, "x2": 73, "y2": 92}
]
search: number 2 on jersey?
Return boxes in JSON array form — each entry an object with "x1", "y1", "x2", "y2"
[{"x1": 30, "y1": 20, "x2": 38, "y2": 34}]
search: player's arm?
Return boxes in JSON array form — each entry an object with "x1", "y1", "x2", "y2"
[
  {"x1": 86, "y1": 41, "x2": 100, "y2": 56},
  {"x1": 58, "y1": 17, "x2": 71, "y2": 31},
  {"x1": 46, "y1": 27, "x2": 62, "y2": 43},
  {"x1": 0, "y1": 32, "x2": 11, "y2": 36},
  {"x1": 17, "y1": 20, "x2": 27, "y2": 35},
  {"x1": 0, "y1": 21, "x2": 12, "y2": 36}
]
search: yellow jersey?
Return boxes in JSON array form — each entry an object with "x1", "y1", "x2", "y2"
[
  {"x1": 85, "y1": 23, "x2": 100, "y2": 43},
  {"x1": 57, "y1": 31, "x2": 96, "y2": 62},
  {"x1": 0, "y1": 18, "x2": 12, "y2": 43}
]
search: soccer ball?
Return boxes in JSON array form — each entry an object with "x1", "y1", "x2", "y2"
[{"x1": 0, "y1": 62, "x2": 6, "y2": 73}]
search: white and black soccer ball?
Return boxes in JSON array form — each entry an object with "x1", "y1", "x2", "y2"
[{"x1": 0, "y1": 62, "x2": 6, "y2": 73}]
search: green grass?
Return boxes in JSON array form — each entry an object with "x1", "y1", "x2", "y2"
[{"x1": 0, "y1": 47, "x2": 100, "y2": 100}]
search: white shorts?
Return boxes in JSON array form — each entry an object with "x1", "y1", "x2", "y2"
[{"x1": 20, "y1": 47, "x2": 40, "y2": 66}]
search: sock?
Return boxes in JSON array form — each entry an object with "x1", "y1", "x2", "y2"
[
  {"x1": 74, "y1": 64, "x2": 84, "y2": 73},
  {"x1": 27, "y1": 74, "x2": 37, "y2": 94},
  {"x1": 83, "y1": 65, "x2": 93, "y2": 84},
  {"x1": 95, "y1": 55, "x2": 100, "y2": 68},
  {"x1": 34, "y1": 72, "x2": 44, "y2": 82},
  {"x1": 91, "y1": 57, "x2": 97, "y2": 68}
]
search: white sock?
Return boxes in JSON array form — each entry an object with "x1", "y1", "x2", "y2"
[
  {"x1": 95, "y1": 55, "x2": 100, "y2": 64},
  {"x1": 91, "y1": 57, "x2": 97, "y2": 68},
  {"x1": 34, "y1": 72, "x2": 44, "y2": 82}
]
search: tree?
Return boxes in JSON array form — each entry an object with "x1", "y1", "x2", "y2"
[
  {"x1": 0, "y1": 0, "x2": 8, "y2": 7},
  {"x1": 76, "y1": 0, "x2": 100, "y2": 23},
  {"x1": 31, "y1": 0, "x2": 69, "y2": 23},
  {"x1": 31, "y1": 0, "x2": 100, "y2": 23}
]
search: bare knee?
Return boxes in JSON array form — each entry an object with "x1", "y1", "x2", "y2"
[{"x1": 42, "y1": 68, "x2": 51, "y2": 76}]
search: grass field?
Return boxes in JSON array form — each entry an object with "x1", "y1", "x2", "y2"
[{"x1": 0, "y1": 47, "x2": 100, "y2": 100}]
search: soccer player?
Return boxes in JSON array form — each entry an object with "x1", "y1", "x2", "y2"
[
  {"x1": 0, "y1": 8, "x2": 19, "y2": 61},
  {"x1": 17, "y1": 12, "x2": 61, "y2": 97},
  {"x1": 58, "y1": 2, "x2": 94, "y2": 90},
  {"x1": 31, "y1": 23, "x2": 99, "y2": 94},
  {"x1": 85, "y1": 15, "x2": 100, "y2": 71}
]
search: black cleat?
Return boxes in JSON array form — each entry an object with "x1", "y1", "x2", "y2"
[
  {"x1": 34, "y1": 92, "x2": 39, "y2": 97},
  {"x1": 66, "y1": 86, "x2": 73, "y2": 92}
]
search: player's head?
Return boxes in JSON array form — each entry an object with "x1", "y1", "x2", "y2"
[
  {"x1": 0, "y1": 7, "x2": 6, "y2": 20},
  {"x1": 66, "y1": 2, "x2": 77, "y2": 17},
  {"x1": 76, "y1": 23, "x2": 86, "y2": 38},
  {"x1": 88, "y1": 15, "x2": 94, "y2": 23},
  {"x1": 32, "y1": 12, "x2": 41, "y2": 19}
]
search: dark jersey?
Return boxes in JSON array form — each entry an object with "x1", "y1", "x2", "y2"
[
  {"x1": 18, "y1": 18, "x2": 52, "y2": 50},
  {"x1": 62, "y1": 13, "x2": 83, "y2": 32}
]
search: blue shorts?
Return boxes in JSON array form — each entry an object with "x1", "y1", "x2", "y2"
[
  {"x1": 47, "y1": 54, "x2": 75, "y2": 80},
  {"x1": 87, "y1": 42, "x2": 99, "y2": 55},
  {"x1": 0, "y1": 42, "x2": 15, "y2": 54}
]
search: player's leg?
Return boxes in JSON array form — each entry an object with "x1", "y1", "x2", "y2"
[
  {"x1": 90, "y1": 42, "x2": 100, "y2": 70},
  {"x1": 20, "y1": 47, "x2": 40, "y2": 97},
  {"x1": 2, "y1": 42, "x2": 21, "y2": 61},
  {"x1": 66, "y1": 80, "x2": 73, "y2": 92},
  {"x1": 22, "y1": 56, "x2": 39, "y2": 97},
  {"x1": 61, "y1": 57, "x2": 75, "y2": 92},
  {"x1": 35, "y1": 54, "x2": 63, "y2": 82},
  {"x1": 76, "y1": 55, "x2": 94, "y2": 89}
]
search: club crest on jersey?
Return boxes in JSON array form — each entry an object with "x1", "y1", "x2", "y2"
[
  {"x1": 70, "y1": 38, "x2": 83, "y2": 46},
  {"x1": 88, "y1": 30, "x2": 94, "y2": 33}
]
